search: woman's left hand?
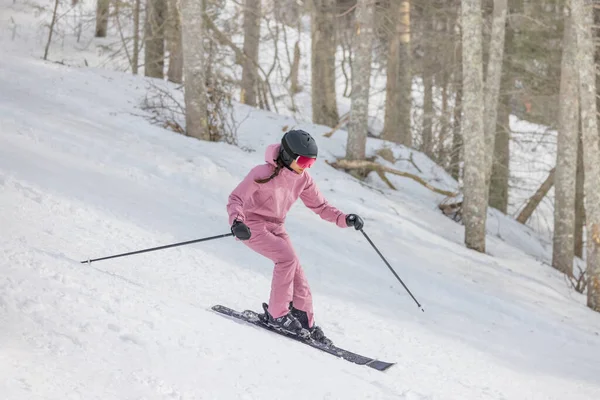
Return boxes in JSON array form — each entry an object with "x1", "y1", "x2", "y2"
[{"x1": 346, "y1": 214, "x2": 364, "y2": 230}]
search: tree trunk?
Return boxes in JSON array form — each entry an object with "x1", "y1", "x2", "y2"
[
  {"x1": 382, "y1": 0, "x2": 412, "y2": 146},
  {"x1": 571, "y1": 0, "x2": 600, "y2": 312},
  {"x1": 181, "y1": 0, "x2": 209, "y2": 140},
  {"x1": 552, "y1": 15, "x2": 579, "y2": 277},
  {"x1": 311, "y1": 0, "x2": 339, "y2": 127},
  {"x1": 241, "y1": 0, "x2": 261, "y2": 106},
  {"x1": 450, "y1": 68, "x2": 463, "y2": 182},
  {"x1": 489, "y1": 0, "x2": 513, "y2": 213},
  {"x1": 166, "y1": 0, "x2": 183, "y2": 83},
  {"x1": 145, "y1": 0, "x2": 167, "y2": 79},
  {"x1": 132, "y1": 0, "x2": 141, "y2": 74},
  {"x1": 346, "y1": 0, "x2": 374, "y2": 161},
  {"x1": 95, "y1": 0, "x2": 110, "y2": 38},
  {"x1": 575, "y1": 131, "x2": 585, "y2": 258},
  {"x1": 461, "y1": 0, "x2": 487, "y2": 253},
  {"x1": 489, "y1": 95, "x2": 510, "y2": 213},
  {"x1": 289, "y1": 40, "x2": 301, "y2": 94},
  {"x1": 422, "y1": 71, "x2": 434, "y2": 159},
  {"x1": 516, "y1": 168, "x2": 555, "y2": 224},
  {"x1": 438, "y1": 71, "x2": 451, "y2": 166},
  {"x1": 44, "y1": 0, "x2": 60, "y2": 61},
  {"x1": 483, "y1": 0, "x2": 508, "y2": 201}
]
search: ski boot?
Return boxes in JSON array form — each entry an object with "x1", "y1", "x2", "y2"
[
  {"x1": 289, "y1": 302, "x2": 333, "y2": 346},
  {"x1": 261, "y1": 303, "x2": 310, "y2": 339}
]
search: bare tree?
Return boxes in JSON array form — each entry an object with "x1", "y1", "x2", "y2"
[
  {"x1": 450, "y1": 33, "x2": 463, "y2": 182},
  {"x1": 571, "y1": 0, "x2": 600, "y2": 312},
  {"x1": 422, "y1": 48, "x2": 434, "y2": 159},
  {"x1": 145, "y1": 0, "x2": 167, "y2": 78},
  {"x1": 575, "y1": 132, "x2": 585, "y2": 258},
  {"x1": 181, "y1": 0, "x2": 209, "y2": 140},
  {"x1": 95, "y1": 0, "x2": 110, "y2": 38},
  {"x1": 483, "y1": 0, "x2": 507, "y2": 200},
  {"x1": 552, "y1": 14, "x2": 579, "y2": 277},
  {"x1": 383, "y1": 0, "x2": 412, "y2": 146},
  {"x1": 516, "y1": 168, "x2": 555, "y2": 225},
  {"x1": 133, "y1": 0, "x2": 141, "y2": 74},
  {"x1": 289, "y1": 40, "x2": 301, "y2": 95},
  {"x1": 311, "y1": 0, "x2": 339, "y2": 127},
  {"x1": 461, "y1": 0, "x2": 487, "y2": 252},
  {"x1": 489, "y1": 0, "x2": 514, "y2": 214},
  {"x1": 167, "y1": 0, "x2": 183, "y2": 83},
  {"x1": 346, "y1": 0, "x2": 375, "y2": 160},
  {"x1": 43, "y1": 0, "x2": 60, "y2": 61},
  {"x1": 241, "y1": 0, "x2": 261, "y2": 106}
]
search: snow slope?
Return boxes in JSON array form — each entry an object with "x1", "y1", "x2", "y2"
[{"x1": 2, "y1": 50, "x2": 600, "y2": 400}]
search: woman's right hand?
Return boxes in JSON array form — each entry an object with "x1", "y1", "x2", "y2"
[{"x1": 231, "y1": 220, "x2": 251, "y2": 240}]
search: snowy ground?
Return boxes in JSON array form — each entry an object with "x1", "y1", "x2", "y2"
[
  {"x1": 2, "y1": 52, "x2": 600, "y2": 400},
  {"x1": 2, "y1": 2, "x2": 600, "y2": 399}
]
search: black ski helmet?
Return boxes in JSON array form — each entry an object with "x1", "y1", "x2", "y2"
[{"x1": 279, "y1": 130, "x2": 318, "y2": 167}]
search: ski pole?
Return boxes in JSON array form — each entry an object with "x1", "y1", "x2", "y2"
[
  {"x1": 360, "y1": 229, "x2": 424, "y2": 312},
  {"x1": 81, "y1": 232, "x2": 234, "y2": 264}
]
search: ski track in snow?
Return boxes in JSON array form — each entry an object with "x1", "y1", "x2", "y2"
[{"x1": 1, "y1": 17, "x2": 600, "y2": 400}]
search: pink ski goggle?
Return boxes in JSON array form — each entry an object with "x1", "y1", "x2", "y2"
[{"x1": 296, "y1": 155, "x2": 317, "y2": 169}]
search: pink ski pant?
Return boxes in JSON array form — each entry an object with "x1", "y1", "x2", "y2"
[{"x1": 244, "y1": 222, "x2": 314, "y2": 327}]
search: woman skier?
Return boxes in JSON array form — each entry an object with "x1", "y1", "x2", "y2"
[{"x1": 227, "y1": 130, "x2": 364, "y2": 344}]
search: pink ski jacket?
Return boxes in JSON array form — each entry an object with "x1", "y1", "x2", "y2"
[{"x1": 227, "y1": 144, "x2": 348, "y2": 228}]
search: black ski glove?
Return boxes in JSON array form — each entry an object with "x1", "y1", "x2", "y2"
[
  {"x1": 231, "y1": 220, "x2": 251, "y2": 240},
  {"x1": 346, "y1": 214, "x2": 364, "y2": 230}
]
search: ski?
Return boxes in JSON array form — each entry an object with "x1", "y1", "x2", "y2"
[{"x1": 211, "y1": 305, "x2": 395, "y2": 372}]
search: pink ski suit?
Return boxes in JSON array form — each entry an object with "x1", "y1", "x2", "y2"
[{"x1": 227, "y1": 144, "x2": 348, "y2": 327}]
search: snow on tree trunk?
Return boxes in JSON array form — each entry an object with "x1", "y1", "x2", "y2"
[
  {"x1": 311, "y1": 0, "x2": 339, "y2": 127},
  {"x1": 95, "y1": 0, "x2": 110, "y2": 38},
  {"x1": 241, "y1": 0, "x2": 261, "y2": 107},
  {"x1": 461, "y1": 0, "x2": 487, "y2": 253},
  {"x1": 571, "y1": 0, "x2": 600, "y2": 312},
  {"x1": 383, "y1": 0, "x2": 412, "y2": 147},
  {"x1": 181, "y1": 0, "x2": 209, "y2": 140},
  {"x1": 145, "y1": 0, "x2": 167, "y2": 79},
  {"x1": 483, "y1": 0, "x2": 507, "y2": 198},
  {"x1": 346, "y1": 0, "x2": 374, "y2": 161},
  {"x1": 552, "y1": 15, "x2": 579, "y2": 277},
  {"x1": 167, "y1": 0, "x2": 183, "y2": 83}
]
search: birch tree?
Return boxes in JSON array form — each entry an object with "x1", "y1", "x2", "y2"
[
  {"x1": 461, "y1": 0, "x2": 487, "y2": 252},
  {"x1": 181, "y1": 0, "x2": 209, "y2": 140},
  {"x1": 571, "y1": 0, "x2": 600, "y2": 312},
  {"x1": 552, "y1": 15, "x2": 579, "y2": 277},
  {"x1": 383, "y1": 0, "x2": 412, "y2": 147},
  {"x1": 241, "y1": 0, "x2": 261, "y2": 106},
  {"x1": 145, "y1": 0, "x2": 167, "y2": 78},
  {"x1": 311, "y1": 0, "x2": 339, "y2": 127},
  {"x1": 95, "y1": 0, "x2": 110, "y2": 38},
  {"x1": 346, "y1": 0, "x2": 374, "y2": 160}
]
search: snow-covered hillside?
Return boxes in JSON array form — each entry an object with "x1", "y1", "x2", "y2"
[
  {"x1": 2, "y1": 0, "x2": 600, "y2": 398},
  {"x1": 2, "y1": 50, "x2": 600, "y2": 399}
]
